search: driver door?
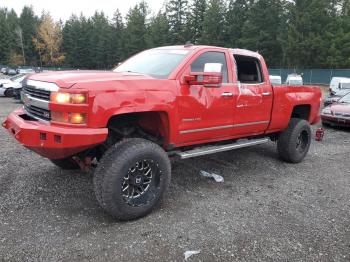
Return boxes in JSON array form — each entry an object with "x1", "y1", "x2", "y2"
[{"x1": 177, "y1": 50, "x2": 236, "y2": 144}]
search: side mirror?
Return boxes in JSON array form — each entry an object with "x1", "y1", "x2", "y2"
[{"x1": 184, "y1": 72, "x2": 223, "y2": 87}]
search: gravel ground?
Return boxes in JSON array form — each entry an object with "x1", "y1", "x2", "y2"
[{"x1": 0, "y1": 95, "x2": 350, "y2": 262}]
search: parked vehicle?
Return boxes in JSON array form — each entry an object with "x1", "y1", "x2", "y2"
[
  {"x1": 2, "y1": 45, "x2": 322, "y2": 220},
  {"x1": 324, "y1": 84, "x2": 350, "y2": 107},
  {"x1": 1, "y1": 67, "x2": 7, "y2": 74},
  {"x1": 322, "y1": 92, "x2": 350, "y2": 127},
  {"x1": 269, "y1": 75, "x2": 282, "y2": 85},
  {"x1": 17, "y1": 68, "x2": 36, "y2": 74},
  {"x1": 5, "y1": 68, "x2": 17, "y2": 75},
  {"x1": 286, "y1": 74, "x2": 303, "y2": 85},
  {"x1": 0, "y1": 74, "x2": 28, "y2": 97},
  {"x1": 0, "y1": 85, "x2": 13, "y2": 97},
  {"x1": 329, "y1": 77, "x2": 350, "y2": 95}
]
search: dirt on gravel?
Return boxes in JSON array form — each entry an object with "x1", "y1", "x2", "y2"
[{"x1": 0, "y1": 96, "x2": 349, "y2": 262}]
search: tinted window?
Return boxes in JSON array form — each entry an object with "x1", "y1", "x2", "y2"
[
  {"x1": 191, "y1": 52, "x2": 229, "y2": 83},
  {"x1": 234, "y1": 55, "x2": 264, "y2": 84}
]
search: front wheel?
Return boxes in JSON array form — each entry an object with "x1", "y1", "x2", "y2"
[
  {"x1": 4, "y1": 89, "x2": 13, "y2": 97},
  {"x1": 93, "y1": 138, "x2": 171, "y2": 221},
  {"x1": 277, "y1": 118, "x2": 312, "y2": 163}
]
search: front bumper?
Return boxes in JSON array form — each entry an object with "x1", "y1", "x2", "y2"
[
  {"x1": 2, "y1": 109, "x2": 108, "y2": 159},
  {"x1": 321, "y1": 114, "x2": 350, "y2": 127}
]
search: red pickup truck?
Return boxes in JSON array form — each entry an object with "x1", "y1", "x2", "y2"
[{"x1": 3, "y1": 45, "x2": 321, "y2": 220}]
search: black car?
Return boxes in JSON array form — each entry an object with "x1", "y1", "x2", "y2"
[{"x1": 324, "y1": 89, "x2": 350, "y2": 107}]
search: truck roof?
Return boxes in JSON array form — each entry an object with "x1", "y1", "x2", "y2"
[{"x1": 153, "y1": 45, "x2": 262, "y2": 59}]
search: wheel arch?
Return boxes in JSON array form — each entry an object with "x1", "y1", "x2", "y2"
[
  {"x1": 290, "y1": 104, "x2": 311, "y2": 121},
  {"x1": 107, "y1": 110, "x2": 171, "y2": 147}
]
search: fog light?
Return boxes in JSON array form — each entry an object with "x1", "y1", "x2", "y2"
[
  {"x1": 51, "y1": 112, "x2": 69, "y2": 123},
  {"x1": 70, "y1": 113, "x2": 86, "y2": 124}
]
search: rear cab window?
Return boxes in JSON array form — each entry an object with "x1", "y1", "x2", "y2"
[{"x1": 234, "y1": 55, "x2": 264, "y2": 84}]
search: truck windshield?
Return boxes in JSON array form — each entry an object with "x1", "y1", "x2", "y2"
[{"x1": 114, "y1": 49, "x2": 190, "y2": 79}]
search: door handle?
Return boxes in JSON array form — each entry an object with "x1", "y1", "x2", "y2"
[
  {"x1": 262, "y1": 92, "x2": 272, "y2": 96},
  {"x1": 221, "y1": 92, "x2": 233, "y2": 97}
]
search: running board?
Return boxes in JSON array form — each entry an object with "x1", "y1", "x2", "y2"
[{"x1": 175, "y1": 138, "x2": 270, "y2": 159}]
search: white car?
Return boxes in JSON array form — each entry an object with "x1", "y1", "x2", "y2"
[
  {"x1": 17, "y1": 68, "x2": 36, "y2": 74},
  {"x1": 269, "y1": 75, "x2": 282, "y2": 85},
  {"x1": 329, "y1": 77, "x2": 350, "y2": 95},
  {"x1": 0, "y1": 74, "x2": 28, "y2": 97},
  {"x1": 286, "y1": 74, "x2": 303, "y2": 85}
]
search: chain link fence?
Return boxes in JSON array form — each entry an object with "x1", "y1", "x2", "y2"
[{"x1": 269, "y1": 69, "x2": 350, "y2": 85}]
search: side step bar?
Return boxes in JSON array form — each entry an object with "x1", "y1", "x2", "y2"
[{"x1": 175, "y1": 138, "x2": 270, "y2": 159}]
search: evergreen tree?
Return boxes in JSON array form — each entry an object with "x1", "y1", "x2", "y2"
[
  {"x1": 200, "y1": 0, "x2": 226, "y2": 46},
  {"x1": 88, "y1": 12, "x2": 114, "y2": 69},
  {"x1": 111, "y1": 10, "x2": 125, "y2": 64},
  {"x1": 188, "y1": 0, "x2": 207, "y2": 43},
  {"x1": 239, "y1": 0, "x2": 287, "y2": 67},
  {"x1": 0, "y1": 8, "x2": 11, "y2": 64},
  {"x1": 19, "y1": 6, "x2": 38, "y2": 65},
  {"x1": 147, "y1": 11, "x2": 171, "y2": 47},
  {"x1": 124, "y1": 2, "x2": 149, "y2": 57},
  {"x1": 285, "y1": 0, "x2": 337, "y2": 68},
  {"x1": 224, "y1": 0, "x2": 250, "y2": 47},
  {"x1": 167, "y1": 0, "x2": 189, "y2": 44}
]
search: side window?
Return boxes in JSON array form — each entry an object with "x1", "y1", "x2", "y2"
[
  {"x1": 191, "y1": 52, "x2": 229, "y2": 83},
  {"x1": 234, "y1": 55, "x2": 264, "y2": 84}
]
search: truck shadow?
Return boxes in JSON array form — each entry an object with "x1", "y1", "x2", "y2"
[{"x1": 33, "y1": 143, "x2": 279, "y2": 224}]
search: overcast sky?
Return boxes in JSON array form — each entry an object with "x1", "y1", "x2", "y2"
[{"x1": 1, "y1": 0, "x2": 167, "y2": 21}]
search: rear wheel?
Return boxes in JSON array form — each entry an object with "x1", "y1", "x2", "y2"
[
  {"x1": 50, "y1": 157, "x2": 80, "y2": 170},
  {"x1": 93, "y1": 138, "x2": 171, "y2": 221},
  {"x1": 277, "y1": 118, "x2": 312, "y2": 163}
]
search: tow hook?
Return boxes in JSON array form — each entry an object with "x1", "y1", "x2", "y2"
[
  {"x1": 315, "y1": 128, "x2": 325, "y2": 141},
  {"x1": 72, "y1": 156, "x2": 92, "y2": 172}
]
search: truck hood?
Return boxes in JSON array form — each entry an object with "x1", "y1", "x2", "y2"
[{"x1": 28, "y1": 70, "x2": 155, "y2": 88}]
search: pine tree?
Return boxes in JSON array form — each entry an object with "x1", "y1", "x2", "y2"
[
  {"x1": 19, "y1": 6, "x2": 39, "y2": 65},
  {"x1": 224, "y1": 0, "x2": 250, "y2": 47},
  {"x1": 188, "y1": 0, "x2": 207, "y2": 43},
  {"x1": 124, "y1": 2, "x2": 149, "y2": 57},
  {"x1": 111, "y1": 9, "x2": 125, "y2": 64},
  {"x1": 0, "y1": 8, "x2": 11, "y2": 64},
  {"x1": 285, "y1": 0, "x2": 336, "y2": 68},
  {"x1": 147, "y1": 11, "x2": 171, "y2": 47},
  {"x1": 239, "y1": 0, "x2": 287, "y2": 67},
  {"x1": 200, "y1": 0, "x2": 225, "y2": 46},
  {"x1": 167, "y1": 0, "x2": 189, "y2": 44}
]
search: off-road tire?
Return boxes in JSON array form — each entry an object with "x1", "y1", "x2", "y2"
[
  {"x1": 277, "y1": 118, "x2": 312, "y2": 163},
  {"x1": 93, "y1": 138, "x2": 171, "y2": 221},
  {"x1": 50, "y1": 157, "x2": 80, "y2": 170}
]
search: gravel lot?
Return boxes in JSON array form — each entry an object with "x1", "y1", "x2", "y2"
[{"x1": 0, "y1": 94, "x2": 350, "y2": 261}]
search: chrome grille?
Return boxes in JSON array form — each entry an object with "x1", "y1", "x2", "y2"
[
  {"x1": 24, "y1": 105, "x2": 51, "y2": 121},
  {"x1": 23, "y1": 85, "x2": 51, "y2": 101},
  {"x1": 22, "y1": 80, "x2": 56, "y2": 122}
]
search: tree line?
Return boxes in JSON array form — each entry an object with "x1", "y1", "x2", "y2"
[{"x1": 0, "y1": 0, "x2": 349, "y2": 69}]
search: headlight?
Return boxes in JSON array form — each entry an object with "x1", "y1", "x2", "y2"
[
  {"x1": 51, "y1": 112, "x2": 86, "y2": 124},
  {"x1": 322, "y1": 108, "x2": 331, "y2": 115},
  {"x1": 51, "y1": 92, "x2": 87, "y2": 104}
]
